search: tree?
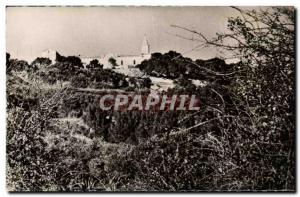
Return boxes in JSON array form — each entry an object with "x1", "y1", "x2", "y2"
[
  {"x1": 31, "y1": 57, "x2": 52, "y2": 67},
  {"x1": 6, "y1": 53, "x2": 11, "y2": 71},
  {"x1": 137, "y1": 51, "x2": 187, "y2": 78},
  {"x1": 7, "y1": 59, "x2": 29, "y2": 73},
  {"x1": 86, "y1": 59, "x2": 103, "y2": 70},
  {"x1": 55, "y1": 52, "x2": 83, "y2": 68},
  {"x1": 108, "y1": 57, "x2": 117, "y2": 68},
  {"x1": 137, "y1": 50, "x2": 234, "y2": 80},
  {"x1": 51, "y1": 53, "x2": 85, "y2": 81},
  {"x1": 171, "y1": 7, "x2": 295, "y2": 190},
  {"x1": 6, "y1": 53, "x2": 10, "y2": 63}
]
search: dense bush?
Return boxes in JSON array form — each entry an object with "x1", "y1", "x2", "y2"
[
  {"x1": 137, "y1": 51, "x2": 234, "y2": 82},
  {"x1": 6, "y1": 59, "x2": 30, "y2": 73},
  {"x1": 55, "y1": 52, "x2": 83, "y2": 68},
  {"x1": 86, "y1": 59, "x2": 103, "y2": 70},
  {"x1": 31, "y1": 57, "x2": 52, "y2": 67},
  {"x1": 137, "y1": 51, "x2": 190, "y2": 79}
]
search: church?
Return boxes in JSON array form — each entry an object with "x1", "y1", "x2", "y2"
[
  {"x1": 41, "y1": 35, "x2": 151, "y2": 70},
  {"x1": 82, "y1": 35, "x2": 151, "y2": 69}
]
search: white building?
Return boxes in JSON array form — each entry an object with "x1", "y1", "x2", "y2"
[
  {"x1": 41, "y1": 49, "x2": 57, "y2": 63},
  {"x1": 82, "y1": 35, "x2": 151, "y2": 69},
  {"x1": 41, "y1": 35, "x2": 151, "y2": 72}
]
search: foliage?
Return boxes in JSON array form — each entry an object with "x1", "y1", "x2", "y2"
[
  {"x1": 6, "y1": 7, "x2": 295, "y2": 192},
  {"x1": 108, "y1": 57, "x2": 118, "y2": 68},
  {"x1": 171, "y1": 6, "x2": 295, "y2": 190},
  {"x1": 6, "y1": 53, "x2": 10, "y2": 63},
  {"x1": 86, "y1": 59, "x2": 103, "y2": 70},
  {"x1": 7, "y1": 59, "x2": 30, "y2": 74},
  {"x1": 71, "y1": 73, "x2": 89, "y2": 88},
  {"x1": 31, "y1": 57, "x2": 52, "y2": 67},
  {"x1": 138, "y1": 51, "x2": 234, "y2": 81},
  {"x1": 55, "y1": 52, "x2": 83, "y2": 68}
]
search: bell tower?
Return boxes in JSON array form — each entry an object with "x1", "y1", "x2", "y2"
[{"x1": 141, "y1": 35, "x2": 150, "y2": 55}]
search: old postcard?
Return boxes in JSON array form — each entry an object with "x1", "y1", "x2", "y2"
[{"x1": 6, "y1": 6, "x2": 295, "y2": 192}]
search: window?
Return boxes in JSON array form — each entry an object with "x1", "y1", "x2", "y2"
[
  {"x1": 133, "y1": 60, "x2": 136, "y2": 65},
  {"x1": 121, "y1": 60, "x2": 123, "y2": 65}
]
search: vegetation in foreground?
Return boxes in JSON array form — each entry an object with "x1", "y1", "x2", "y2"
[{"x1": 6, "y1": 7, "x2": 295, "y2": 191}]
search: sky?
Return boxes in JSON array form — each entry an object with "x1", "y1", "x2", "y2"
[{"x1": 6, "y1": 6, "x2": 242, "y2": 62}]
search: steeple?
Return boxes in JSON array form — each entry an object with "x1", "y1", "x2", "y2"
[{"x1": 141, "y1": 35, "x2": 150, "y2": 55}]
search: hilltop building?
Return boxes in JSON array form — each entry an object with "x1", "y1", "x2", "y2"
[
  {"x1": 82, "y1": 35, "x2": 151, "y2": 69},
  {"x1": 41, "y1": 35, "x2": 151, "y2": 75},
  {"x1": 41, "y1": 49, "x2": 57, "y2": 63}
]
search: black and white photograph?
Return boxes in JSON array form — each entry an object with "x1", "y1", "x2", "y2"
[{"x1": 5, "y1": 6, "x2": 295, "y2": 192}]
